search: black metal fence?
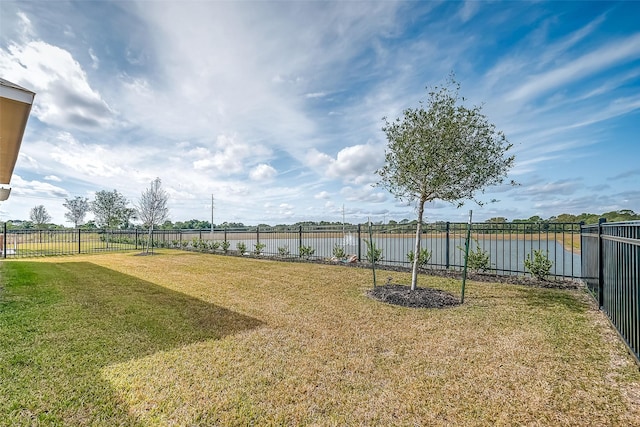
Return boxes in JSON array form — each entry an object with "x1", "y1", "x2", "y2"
[
  {"x1": 5, "y1": 220, "x2": 637, "y2": 361},
  {"x1": 1, "y1": 221, "x2": 582, "y2": 278},
  {"x1": 582, "y1": 220, "x2": 639, "y2": 364}
]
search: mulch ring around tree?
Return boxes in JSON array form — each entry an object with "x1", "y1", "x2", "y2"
[
  {"x1": 367, "y1": 284, "x2": 461, "y2": 309},
  {"x1": 134, "y1": 251, "x2": 159, "y2": 256}
]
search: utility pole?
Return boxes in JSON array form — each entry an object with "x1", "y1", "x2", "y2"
[
  {"x1": 342, "y1": 204, "x2": 345, "y2": 239},
  {"x1": 210, "y1": 195, "x2": 214, "y2": 234}
]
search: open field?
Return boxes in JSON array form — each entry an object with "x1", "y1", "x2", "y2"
[{"x1": 1, "y1": 251, "x2": 637, "y2": 425}]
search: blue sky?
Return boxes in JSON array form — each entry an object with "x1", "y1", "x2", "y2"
[{"x1": 1, "y1": 1, "x2": 639, "y2": 226}]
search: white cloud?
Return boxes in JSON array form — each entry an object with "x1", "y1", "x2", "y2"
[
  {"x1": 307, "y1": 144, "x2": 383, "y2": 185},
  {"x1": 263, "y1": 202, "x2": 295, "y2": 219},
  {"x1": 192, "y1": 134, "x2": 271, "y2": 175},
  {"x1": 11, "y1": 175, "x2": 69, "y2": 198},
  {"x1": 44, "y1": 175, "x2": 62, "y2": 182},
  {"x1": 327, "y1": 144, "x2": 382, "y2": 182},
  {"x1": 16, "y1": 12, "x2": 35, "y2": 39},
  {"x1": 315, "y1": 191, "x2": 331, "y2": 200},
  {"x1": 0, "y1": 40, "x2": 115, "y2": 129},
  {"x1": 249, "y1": 164, "x2": 277, "y2": 181},
  {"x1": 520, "y1": 180, "x2": 581, "y2": 198},
  {"x1": 48, "y1": 132, "x2": 126, "y2": 178},
  {"x1": 340, "y1": 185, "x2": 387, "y2": 203}
]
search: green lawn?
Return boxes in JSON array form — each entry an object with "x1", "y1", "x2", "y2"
[{"x1": 1, "y1": 250, "x2": 638, "y2": 426}]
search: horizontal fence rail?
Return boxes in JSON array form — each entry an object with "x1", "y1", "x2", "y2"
[
  {"x1": 1, "y1": 222, "x2": 582, "y2": 279},
  {"x1": 582, "y1": 220, "x2": 639, "y2": 364}
]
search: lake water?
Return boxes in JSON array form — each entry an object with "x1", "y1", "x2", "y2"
[{"x1": 180, "y1": 232, "x2": 581, "y2": 278}]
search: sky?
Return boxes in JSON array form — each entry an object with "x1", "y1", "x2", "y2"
[{"x1": 1, "y1": 0, "x2": 639, "y2": 227}]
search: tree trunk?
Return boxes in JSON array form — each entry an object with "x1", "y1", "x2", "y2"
[
  {"x1": 146, "y1": 225, "x2": 153, "y2": 253},
  {"x1": 411, "y1": 198, "x2": 426, "y2": 290}
]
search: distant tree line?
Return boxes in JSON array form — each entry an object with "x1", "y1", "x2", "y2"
[{"x1": 4, "y1": 209, "x2": 637, "y2": 231}]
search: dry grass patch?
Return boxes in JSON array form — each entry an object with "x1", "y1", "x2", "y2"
[{"x1": 1, "y1": 250, "x2": 638, "y2": 426}]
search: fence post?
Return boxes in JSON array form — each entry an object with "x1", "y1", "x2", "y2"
[
  {"x1": 257, "y1": 226, "x2": 260, "y2": 245},
  {"x1": 78, "y1": 228, "x2": 81, "y2": 254},
  {"x1": 3, "y1": 222, "x2": 6, "y2": 259},
  {"x1": 598, "y1": 218, "x2": 606, "y2": 308},
  {"x1": 357, "y1": 224, "x2": 362, "y2": 261},
  {"x1": 445, "y1": 221, "x2": 450, "y2": 269},
  {"x1": 299, "y1": 225, "x2": 303, "y2": 258}
]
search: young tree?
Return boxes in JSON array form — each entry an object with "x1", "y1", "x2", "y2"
[
  {"x1": 63, "y1": 196, "x2": 90, "y2": 228},
  {"x1": 30, "y1": 205, "x2": 51, "y2": 228},
  {"x1": 136, "y1": 177, "x2": 169, "y2": 253},
  {"x1": 91, "y1": 190, "x2": 129, "y2": 229},
  {"x1": 377, "y1": 77, "x2": 514, "y2": 290}
]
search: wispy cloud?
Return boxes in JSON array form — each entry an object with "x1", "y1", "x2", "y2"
[
  {"x1": 507, "y1": 33, "x2": 640, "y2": 102},
  {"x1": 610, "y1": 169, "x2": 640, "y2": 180}
]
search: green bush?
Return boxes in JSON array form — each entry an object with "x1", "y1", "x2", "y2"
[
  {"x1": 466, "y1": 239, "x2": 491, "y2": 272},
  {"x1": 332, "y1": 244, "x2": 346, "y2": 259},
  {"x1": 254, "y1": 242, "x2": 266, "y2": 255},
  {"x1": 364, "y1": 239, "x2": 383, "y2": 264},
  {"x1": 221, "y1": 240, "x2": 230, "y2": 253},
  {"x1": 407, "y1": 248, "x2": 431, "y2": 267},
  {"x1": 524, "y1": 249, "x2": 553, "y2": 280},
  {"x1": 299, "y1": 245, "x2": 315, "y2": 260},
  {"x1": 277, "y1": 245, "x2": 290, "y2": 257},
  {"x1": 236, "y1": 242, "x2": 247, "y2": 254}
]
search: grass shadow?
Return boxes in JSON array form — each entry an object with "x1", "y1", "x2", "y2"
[{"x1": 0, "y1": 261, "x2": 263, "y2": 425}]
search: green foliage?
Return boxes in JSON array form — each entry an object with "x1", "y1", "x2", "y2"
[
  {"x1": 464, "y1": 239, "x2": 492, "y2": 272},
  {"x1": 221, "y1": 240, "x2": 230, "y2": 253},
  {"x1": 277, "y1": 245, "x2": 290, "y2": 257},
  {"x1": 377, "y1": 76, "x2": 513, "y2": 290},
  {"x1": 332, "y1": 244, "x2": 347, "y2": 259},
  {"x1": 364, "y1": 239, "x2": 383, "y2": 264},
  {"x1": 254, "y1": 242, "x2": 266, "y2": 255},
  {"x1": 524, "y1": 250, "x2": 553, "y2": 280},
  {"x1": 377, "y1": 77, "x2": 514, "y2": 206},
  {"x1": 407, "y1": 248, "x2": 431, "y2": 267},
  {"x1": 91, "y1": 190, "x2": 130, "y2": 229},
  {"x1": 299, "y1": 245, "x2": 315, "y2": 260},
  {"x1": 210, "y1": 241, "x2": 221, "y2": 251},
  {"x1": 63, "y1": 196, "x2": 90, "y2": 228},
  {"x1": 236, "y1": 242, "x2": 247, "y2": 254}
]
